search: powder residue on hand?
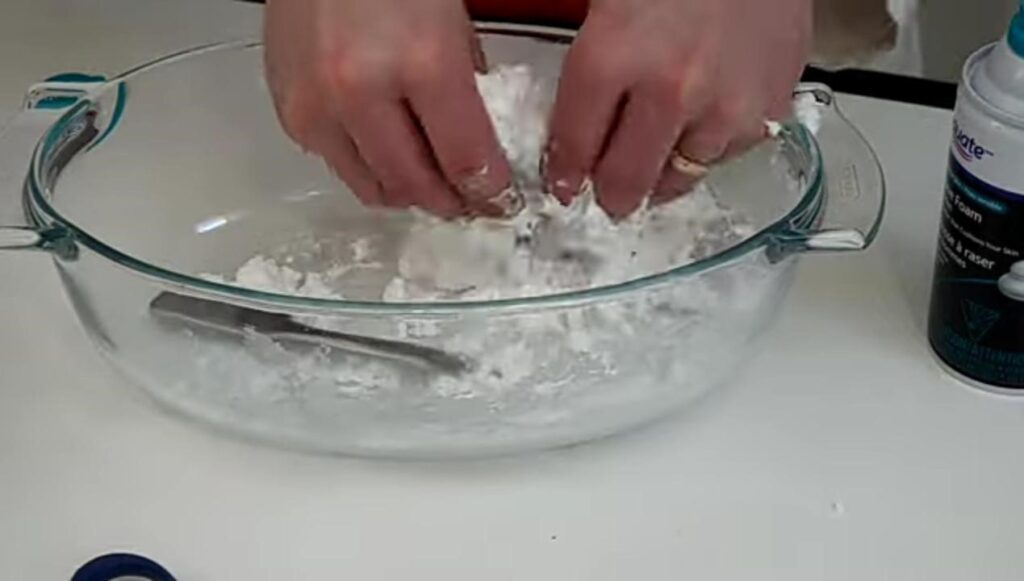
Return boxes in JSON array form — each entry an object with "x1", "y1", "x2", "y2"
[
  {"x1": 382, "y1": 64, "x2": 755, "y2": 302},
  {"x1": 222, "y1": 64, "x2": 758, "y2": 304}
]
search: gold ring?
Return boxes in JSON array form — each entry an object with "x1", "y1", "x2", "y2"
[{"x1": 669, "y1": 153, "x2": 710, "y2": 180}]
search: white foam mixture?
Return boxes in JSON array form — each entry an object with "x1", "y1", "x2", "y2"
[{"x1": 169, "y1": 65, "x2": 814, "y2": 449}]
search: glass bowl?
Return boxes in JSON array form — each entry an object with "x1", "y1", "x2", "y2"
[{"x1": 0, "y1": 24, "x2": 884, "y2": 458}]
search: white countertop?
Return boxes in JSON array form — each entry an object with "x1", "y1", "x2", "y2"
[{"x1": 3, "y1": 1, "x2": 1023, "y2": 579}]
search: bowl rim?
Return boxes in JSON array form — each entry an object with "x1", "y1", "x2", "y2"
[{"x1": 27, "y1": 24, "x2": 824, "y2": 315}]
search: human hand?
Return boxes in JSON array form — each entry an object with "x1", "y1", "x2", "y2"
[
  {"x1": 264, "y1": 0, "x2": 512, "y2": 218},
  {"x1": 545, "y1": 0, "x2": 812, "y2": 217}
]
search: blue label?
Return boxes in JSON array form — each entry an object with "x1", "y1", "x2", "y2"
[
  {"x1": 954, "y1": 120, "x2": 996, "y2": 163},
  {"x1": 929, "y1": 157, "x2": 1024, "y2": 387}
]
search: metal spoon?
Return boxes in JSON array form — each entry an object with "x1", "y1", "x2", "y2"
[{"x1": 149, "y1": 292, "x2": 473, "y2": 375}]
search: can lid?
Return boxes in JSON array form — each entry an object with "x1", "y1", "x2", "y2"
[{"x1": 1009, "y1": 0, "x2": 1024, "y2": 57}]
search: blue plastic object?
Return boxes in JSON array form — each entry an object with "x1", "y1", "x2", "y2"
[
  {"x1": 1009, "y1": 0, "x2": 1024, "y2": 58},
  {"x1": 71, "y1": 553, "x2": 176, "y2": 581}
]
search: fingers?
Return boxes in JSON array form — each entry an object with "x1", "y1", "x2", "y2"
[
  {"x1": 649, "y1": 124, "x2": 724, "y2": 206},
  {"x1": 264, "y1": 0, "x2": 514, "y2": 218},
  {"x1": 766, "y1": 93, "x2": 794, "y2": 124},
  {"x1": 404, "y1": 50, "x2": 513, "y2": 212},
  {"x1": 271, "y1": 84, "x2": 387, "y2": 207},
  {"x1": 545, "y1": 37, "x2": 629, "y2": 204},
  {"x1": 652, "y1": 105, "x2": 768, "y2": 205},
  {"x1": 333, "y1": 92, "x2": 465, "y2": 218},
  {"x1": 591, "y1": 89, "x2": 689, "y2": 217},
  {"x1": 722, "y1": 119, "x2": 771, "y2": 160},
  {"x1": 650, "y1": 154, "x2": 709, "y2": 206},
  {"x1": 313, "y1": 126, "x2": 388, "y2": 207}
]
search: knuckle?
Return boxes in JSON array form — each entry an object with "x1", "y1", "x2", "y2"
[
  {"x1": 654, "y1": 66, "x2": 712, "y2": 113},
  {"x1": 401, "y1": 39, "x2": 449, "y2": 87},
  {"x1": 568, "y1": 43, "x2": 621, "y2": 86},
  {"x1": 315, "y1": 51, "x2": 388, "y2": 97},
  {"x1": 649, "y1": 70, "x2": 679, "y2": 100},
  {"x1": 651, "y1": 64, "x2": 688, "y2": 95}
]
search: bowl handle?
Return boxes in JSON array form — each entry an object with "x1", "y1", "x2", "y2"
[
  {"x1": 0, "y1": 74, "x2": 107, "y2": 252},
  {"x1": 769, "y1": 84, "x2": 886, "y2": 259}
]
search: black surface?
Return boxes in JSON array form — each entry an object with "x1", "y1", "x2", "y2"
[{"x1": 802, "y1": 66, "x2": 957, "y2": 110}]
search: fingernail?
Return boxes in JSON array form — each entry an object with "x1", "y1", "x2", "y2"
[
  {"x1": 548, "y1": 173, "x2": 583, "y2": 206},
  {"x1": 456, "y1": 164, "x2": 514, "y2": 206},
  {"x1": 594, "y1": 182, "x2": 642, "y2": 221},
  {"x1": 543, "y1": 141, "x2": 581, "y2": 206},
  {"x1": 466, "y1": 187, "x2": 525, "y2": 219},
  {"x1": 605, "y1": 201, "x2": 639, "y2": 221},
  {"x1": 490, "y1": 187, "x2": 526, "y2": 216},
  {"x1": 455, "y1": 164, "x2": 493, "y2": 198}
]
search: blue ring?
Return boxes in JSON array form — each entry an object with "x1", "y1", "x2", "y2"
[{"x1": 72, "y1": 553, "x2": 176, "y2": 581}]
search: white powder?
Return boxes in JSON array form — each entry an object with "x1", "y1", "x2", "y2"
[
  {"x1": 793, "y1": 92, "x2": 823, "y2": 135},
  {"x1": 166, "y1": 65, "x2": 814, "y2": 454},
  {"x1": 221, "y1": 64, "x2": 759, "y2": 305},
  {"x1": 381, "y1": 65, "x2": 756, "y2": 302},
  {"x1": 475, "y1": 64, "x2": 551, "y2": 188},
  {"x1": 233, "y1": 256, "x2": 337, "y2": 298}
]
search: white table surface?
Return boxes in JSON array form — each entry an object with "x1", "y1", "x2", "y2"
[{"x1": 3, "y1": 1, "x2": 1023, "y2": 579}]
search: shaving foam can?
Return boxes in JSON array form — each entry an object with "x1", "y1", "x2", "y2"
[{"x1": 929, "y1": 2, "x2": 1024, "y2": 392}]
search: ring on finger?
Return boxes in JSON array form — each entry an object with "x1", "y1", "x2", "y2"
[{"x1": 668, "y1": 152, "x2": 711, "y2": 181}]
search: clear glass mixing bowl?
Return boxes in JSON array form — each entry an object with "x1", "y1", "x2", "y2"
[{"x1": 0, "y1": 24, "x2": 884, "y2": 458}]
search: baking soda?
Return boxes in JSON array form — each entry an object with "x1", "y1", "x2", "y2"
[{"x1": 382, "y1": 65, "x2": 756, "y2": 302}]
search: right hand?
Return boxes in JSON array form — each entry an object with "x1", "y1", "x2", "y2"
[{"x1": 264, "y1": 0, "x2": 512, "y2": 218}]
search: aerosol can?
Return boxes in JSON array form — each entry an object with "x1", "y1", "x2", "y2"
[{"x1": 929, "y1": 0, "x2": 1024, "y2": 391}]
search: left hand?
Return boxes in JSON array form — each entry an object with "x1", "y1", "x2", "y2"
[{"x1": 544, "y1": 0, "x2": 813, "y2": 217}]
